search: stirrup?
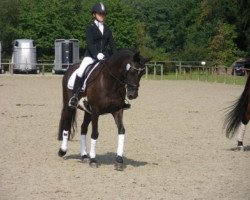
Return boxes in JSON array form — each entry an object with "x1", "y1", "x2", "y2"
[
  {"x1": 82, "y1": 100, "x2": 92, "y2": 114},
  {"x1": 68, "y1": 96, "x2": 78, "y2": 108}
]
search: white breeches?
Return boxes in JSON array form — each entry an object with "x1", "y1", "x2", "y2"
[{"x1": 76, "y1": 57, "x2": 95, "y2": 77}]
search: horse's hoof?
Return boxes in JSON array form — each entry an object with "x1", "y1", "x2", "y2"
[
  {"x1": 237, "y1": 146, "x2": 245, "y2": 152},
  {"x1": 115, "y1": 156, "x2": 124, "y2": 171},
  {"x1": 89, "y1": 159, "x2": 98, "y2": 168},
  {"x1": 58, "y1": 148, "x2": 67, "y2": 157},
  {"x1": 115, "y1": 162, "x2": 124, "y2": 171},
  {"x1": 81, "y1": 155, "x2": 90, "y2": 163}
]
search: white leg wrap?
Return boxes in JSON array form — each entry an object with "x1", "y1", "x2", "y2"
[
  {"x1": 89, "y1": 139, "x2": 97, "y2": 159},
  {"x1": 61, "y1": 130, "x2": 69, "y2": 151},
  {"x1": 117, "y1": 134, "x2": 125, "y2": 157},
  {"x1": 80, "y1": 135, "x2": 87, "y2": 156},
  {"x1": 237, "y1": 122, "x2": 246, "y2": 142}
]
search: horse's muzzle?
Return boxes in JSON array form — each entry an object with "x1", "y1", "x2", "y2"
[{"x1": 127, "y1": 89, "x2": 138, "y2": 100}]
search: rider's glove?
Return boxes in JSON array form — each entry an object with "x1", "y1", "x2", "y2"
[{"x1": 97, "y1": 53, "x2": 105, "y2": 60}]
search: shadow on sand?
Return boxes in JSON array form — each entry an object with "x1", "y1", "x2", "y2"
[
  {"x1": 64, "y1": 152, "x2": 148, "y2": 168},
  {"x1": 228, "y1": 145, "x2": 250, "y2": 152}
]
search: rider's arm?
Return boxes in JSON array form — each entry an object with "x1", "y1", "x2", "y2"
[
  {"x1": 106, "y1": 27, "x2": 116, "y2": 56},
  {"x1": 86, "y1": 25, "x2": 99, "y2": 59}
]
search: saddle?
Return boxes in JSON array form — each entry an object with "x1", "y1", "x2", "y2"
[{"x1": 67, "y1": 61, "x2": 100, "y2": 91}]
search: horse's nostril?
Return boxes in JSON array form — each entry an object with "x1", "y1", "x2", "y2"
[{"x1": 128, "y1": 95, "x2": 133, "y2": 99}]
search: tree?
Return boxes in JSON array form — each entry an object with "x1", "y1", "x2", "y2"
[
  {"x1": 236, "y1": 0, "x2": 250, "y2": 55},
  {"x1": 18, "y1": 0, "x2": 84, "y2": 59},
  {"x1": 209, "y1": 23, "x2": 238, "y2": 66},
  {"x1": 14, "y1": 0, "x2": 139, "y2": 59},
  {"x1": 0, "y1": 0, "x2": 249, "y2": 64},
  {"x1": 0, "y1": 0, "x2": 20, "y2": 57}
]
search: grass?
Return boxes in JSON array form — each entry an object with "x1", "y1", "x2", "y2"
[{"x1": 142, "y1": 72, "x2": 247, "y2": 85}]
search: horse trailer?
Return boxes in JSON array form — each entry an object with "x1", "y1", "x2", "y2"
[
  {"x1": 11, "y1": 39, "x2": 39, "y2": 74},
  {"x1": 53, "y1": 39, "x2": 80, "y2": 74}
]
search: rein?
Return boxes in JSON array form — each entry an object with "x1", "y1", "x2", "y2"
[{"x1": 105, "y1": 62, "x2": 144, "y2": 91}]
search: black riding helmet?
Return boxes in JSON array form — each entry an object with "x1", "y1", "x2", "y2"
[{"x1": 91, "y1": 2, "x2": 107, "y2": 15}]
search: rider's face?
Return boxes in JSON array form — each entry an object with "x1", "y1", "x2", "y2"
[{"x1": 94, "y1": 13, "x2": 105, "y2": 22}]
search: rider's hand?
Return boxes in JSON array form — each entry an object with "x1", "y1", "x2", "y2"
[{"x1": 97, "y1": 53, "x2": 105, "y2": 60}]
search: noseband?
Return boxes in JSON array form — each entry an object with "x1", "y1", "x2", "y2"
[
  {"x1": 124, "y1": 63, "x2": 145, "y2": 91},
  {"x1": 106, "y1": 62, "x2": 145, "y2": 91}
]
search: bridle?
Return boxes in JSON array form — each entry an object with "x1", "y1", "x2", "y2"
[
  {"x1": 106, "y1": 62, "x2": 145, "y2": 91},
  {"x1": 125, "y1": 63, "x2": 145, "y2": 91}
]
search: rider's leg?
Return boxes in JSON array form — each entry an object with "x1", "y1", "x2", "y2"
[
  {"x1": 69, "y1": 57, "x2": 94, "y2": 108},
  {"x1": 68, "y1": 75, "x2": 84, "y2": 108}
]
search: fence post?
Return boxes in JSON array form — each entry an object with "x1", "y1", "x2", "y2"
[
  {"x1": 211, "y1": 67, "x2": 214, "y2": 82},
  {"x1": 161, "y1": 64, "x2": 163, "y2": 80},
  {"x1": 153, "y1": 62, "x2": 156, "y2": 79},
  {"x1": 10, "y1": 61, "x2": 13, "y2": 75},
  {"x1": 184, "y1": 67, "x2": 186, "y2": 80},
  {"x1": 224, "y1": 68, "x2": 227, "y2": 84},
  {"x1": 42, "y1": 65, "x2": 45, "y2": 75},
  {"x1": 190, "y1": 66, "x2": 192, "y2": 80},
  {"x1": 215, "y1": 66, "x2": 218, "y2": 83},
  {"x1": 198, "y1": 66, "x2": 200, "y2": 81},
  {"x1": 179, "y1": 61, "x2": 182, "y2": 78},
  {"x1": 206, "y1": 67, "x2": 208, "y2": 82},
  {"x1": 145, "y1": 65, "x2": 148, "y2": 79},
  {"x1": 175, "y1": 66, "x2": 178, "y2": 80},
  {"x1": 233, "y1": 68, "x2": 236, "y2": 85},
  {"x1": 8, "y1": 60, "x2": 11, "y2": 74}
]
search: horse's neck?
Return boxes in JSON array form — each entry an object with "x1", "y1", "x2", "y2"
[{"x1": 108, "y1": 53, "x2": 132, "y2": 73}]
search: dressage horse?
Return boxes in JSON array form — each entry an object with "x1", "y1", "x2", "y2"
[
  {"x1": 57, "y1": 49, "x2": 149, "y2": 170},
  {"x1": 224, "y1": 73, "x2": 250, "y2": 151}
]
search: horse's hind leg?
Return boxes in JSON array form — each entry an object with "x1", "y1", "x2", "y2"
[
  {"x1": 237, "y1": 105, "x2": 250, "y2": 150},
  {"x1": 58, "y1": 107, "x2": 75, "y2": 157},
  {"x1": 112, "y1": 110, "x2": 125, "y2": 171},
  {"x1": 80, "y1": 112, "x2": 91, "y2": 162}
]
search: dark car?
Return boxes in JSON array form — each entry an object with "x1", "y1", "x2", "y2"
[{"x1": 232, "y1": 58, "x2": 250, "y2": 76}]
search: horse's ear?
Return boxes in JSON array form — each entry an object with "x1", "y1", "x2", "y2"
[{"x1": 133, "y1": 51, "x2": 141, "y2": 63}]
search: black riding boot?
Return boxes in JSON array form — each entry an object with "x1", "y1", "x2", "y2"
[{"x1": 69, "y1": 75, "x2": 84, "y2": 108}]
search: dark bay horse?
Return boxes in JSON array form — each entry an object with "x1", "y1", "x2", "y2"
[
  {"x1": 224, "y1": 73, "x2": 250, "y2": 151},
  {"x1": 57, "y1": 49, "x2": 149, "y2": 170}
]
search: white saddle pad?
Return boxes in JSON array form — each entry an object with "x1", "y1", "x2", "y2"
[{"x1": 67, "y1": 62, "x2": 100, "y2": 90}]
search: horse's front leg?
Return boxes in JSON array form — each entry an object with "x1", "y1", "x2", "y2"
[
  {"x1": 112, "y1": 109, "x2": 125, "y2": 171},
  {"x1": 80, "y1": 111, "x2": 91, "y2": 163},
  {"x1": 89, "y1": 112, "x2": 99, "y2": 168}
]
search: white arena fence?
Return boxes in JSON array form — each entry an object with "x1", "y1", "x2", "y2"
[{"x1": 0, "y1": 61, "x2": 248, "y2": 85}]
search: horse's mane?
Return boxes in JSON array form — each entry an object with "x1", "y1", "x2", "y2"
[{"x1": 112, "y1": 48, "x2": 136, "y2": 57}]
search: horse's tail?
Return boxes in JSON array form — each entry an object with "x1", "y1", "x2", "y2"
[
  {"x1": 57, "y1": 71, "x2": 77, "y2": 140},
  {"x1": 224, "y1": 74, "x2": 250, "y2": 138}
]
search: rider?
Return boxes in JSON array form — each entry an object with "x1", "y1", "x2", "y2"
[{"x1": 69, "y1": 2, "x2": 130, "y2": 110}]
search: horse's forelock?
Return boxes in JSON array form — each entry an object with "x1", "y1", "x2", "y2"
[
  {"x1": 115, "y1": 49, "x2": 134, "y2": 57},
  {"x1": 109, "y1": 49, "x2": 135, "y2": 65}
]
